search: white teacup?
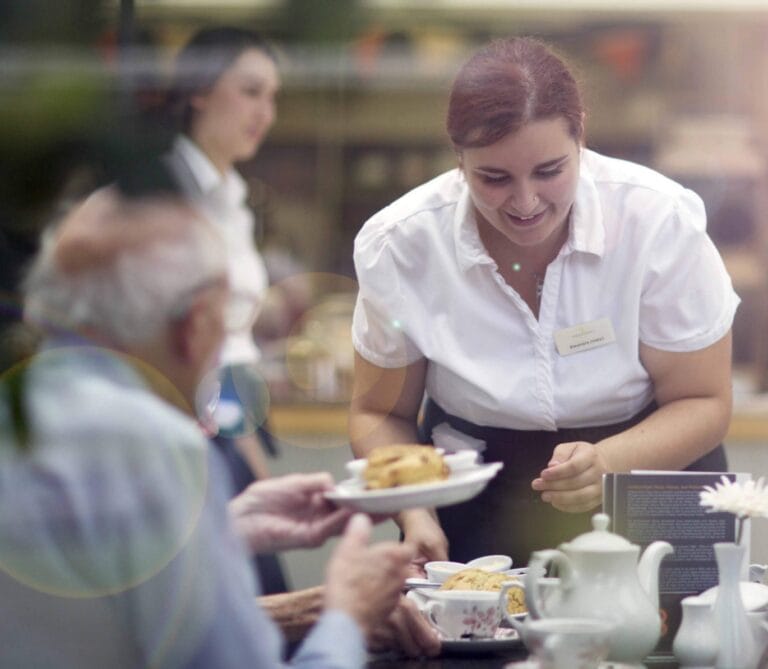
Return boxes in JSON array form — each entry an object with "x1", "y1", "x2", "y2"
[
  {"x1": 422, "y1": 590, "x2": 503, "y2": 639},
  {"x1": 424, "y1": 560, "x2": 465, "y2": 584},
  {"x1": 512, "y1": 618, "x2": 614, "y2": 669}
]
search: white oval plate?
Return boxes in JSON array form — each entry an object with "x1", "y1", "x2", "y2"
[{"x1": 325, "y1": 462, "x2": 503, "y2": 514}]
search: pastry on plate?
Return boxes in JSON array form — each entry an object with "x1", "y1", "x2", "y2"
[
  {"x1": 363, "y1": 445, "x2": 449, "y2": 490},
  {"x1": 440, "y1": 567, "x2": 526, "y2": 615}
]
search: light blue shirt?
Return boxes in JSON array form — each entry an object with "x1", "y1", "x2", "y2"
[{"x1": 0, "y1": 341, "x2": 365, "y2": 668}]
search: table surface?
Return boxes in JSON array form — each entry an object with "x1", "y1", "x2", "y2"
[{"x1": 366, "y1": 649, "x2": 680, "y2": 668}]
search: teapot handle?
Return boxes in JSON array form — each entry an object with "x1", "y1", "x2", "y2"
[{"x1": 525, "y1": 549, "x2": 574, "y2": 619}]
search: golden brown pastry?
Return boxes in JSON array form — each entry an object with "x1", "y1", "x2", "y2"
[
  {"x1": 362, "y1": 445, "x2": 449, "y2": 490},
  {"x1": 440, "y1": 567, "x2": 527, "y2": 615}
]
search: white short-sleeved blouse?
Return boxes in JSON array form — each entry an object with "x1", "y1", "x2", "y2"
[
  {"x1": 351, "y1": 149, "x2": 740, "y2": 431},
  {"x1": 170, "y1": 136, "x2": 269, "y2": 366}
]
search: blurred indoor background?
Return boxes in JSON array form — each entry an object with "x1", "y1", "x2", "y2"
[{"x1": 3, "y1": 0, "x2": 768, "y2": 578}]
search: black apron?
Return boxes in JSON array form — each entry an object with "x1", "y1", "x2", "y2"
[{"x1": 419, "y1": 398, "x2": 727, "y2": 567}]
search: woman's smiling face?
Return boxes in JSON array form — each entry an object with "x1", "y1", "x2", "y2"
[{"x1": 460, "y1": 117, "x2": 581, "y2": 250}]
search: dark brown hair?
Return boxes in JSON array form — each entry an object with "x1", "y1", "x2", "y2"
[
  {"x1": 168, "y1": 26, "x2": 277, "y2": 133},
  {"x1": 447, "y1": 37, "x2": 584, "y2": 149}
]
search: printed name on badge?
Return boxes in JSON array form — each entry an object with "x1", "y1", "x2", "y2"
[{"x1": 554, "y1": 317, "x2": 616, "y2": 356}]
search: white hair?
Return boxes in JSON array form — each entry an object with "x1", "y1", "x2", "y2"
[{"x1": 23, "y1": 197, "x2": 227, "y2": 346}]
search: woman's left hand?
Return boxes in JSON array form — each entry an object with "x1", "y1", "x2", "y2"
[{"x1": 531, "y1": 441, "x2": 610, "y2": 513}]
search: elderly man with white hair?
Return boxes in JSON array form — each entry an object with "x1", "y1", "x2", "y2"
[{"x1": 0, "y1": 186, "x2": 413, "y2": 668}]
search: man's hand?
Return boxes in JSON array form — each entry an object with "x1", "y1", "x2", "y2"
[
  {"x1": 228, "y1": 473, "x2": 352, "y2": 553},
  {"x1": 325, "y1": 514, "x2": 413, "y2": 638},
  {"x1": 366, "y1": 594, "x2": 441, "y2": 658},
  {"x1": 531, "y1": 441, "x2": 608, "y2": 512}
]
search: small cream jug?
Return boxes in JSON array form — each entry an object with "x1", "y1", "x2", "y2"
[{"x1": 525, "y1": 513, "x2": 674, "y2": 665}]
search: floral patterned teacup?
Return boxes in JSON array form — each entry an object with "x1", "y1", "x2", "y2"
[{"x1": 421, "y1": 590, "x2": 502, "y2": 639}]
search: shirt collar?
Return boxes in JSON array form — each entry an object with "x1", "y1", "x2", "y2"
[
  {"x1": 173, "y1": 135, "x2": 248, "y2": 205},
  {"x1": 453, "y1": 173, "x2": 493, "y2": 273},
  {"x1": 567, "y1": 149, "x2": 605, "y2": 258},
  {"x1": 39, "y1": 337, "x2": 149, "y2": 393},
  {"x1": 453, "y1": 151, "x2": 605, "y2": 272}
]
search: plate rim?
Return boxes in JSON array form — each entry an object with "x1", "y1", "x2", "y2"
[
  {"x1": 405, "y1": 566, "x2": 528, "y2": 590},
  {"x1": 439, "y1": 628, "x2": 522, "y2": 653},
  {"x1": 326, "y1": 461, "x2": 503, "y2": 501}
]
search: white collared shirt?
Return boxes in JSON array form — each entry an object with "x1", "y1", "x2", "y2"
[
  {"x1": 171, "y1": 136, "x2": 268, "y2": 365},
  {"x1": 352, "y1": 149, "x2": 740, "y2": 430}
]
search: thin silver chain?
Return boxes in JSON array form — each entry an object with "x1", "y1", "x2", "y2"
[{"x1": 512, "y1": 262, "x2": 545, "y2": 303}]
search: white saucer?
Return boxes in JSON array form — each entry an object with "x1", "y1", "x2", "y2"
[{"x1": 441, "y1": 627, "x2": 521, "y2": 654}]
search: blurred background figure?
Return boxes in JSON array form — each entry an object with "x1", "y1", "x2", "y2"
[{"x1": 164, "y1": 25, "x2": 288, "y2": 593}]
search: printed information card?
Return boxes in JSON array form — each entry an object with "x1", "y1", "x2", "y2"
[{"x1": 602, "y1": 470, "x2": 750, "y2": 659}]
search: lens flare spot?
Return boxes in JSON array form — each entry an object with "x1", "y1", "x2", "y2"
[{"x1": 0, "y1": 346, "x2": 209, "y2": 606}]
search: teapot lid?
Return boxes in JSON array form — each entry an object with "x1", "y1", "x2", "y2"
[{"x1": 564, "y1": 513, "x2": 635, "y2": 552}]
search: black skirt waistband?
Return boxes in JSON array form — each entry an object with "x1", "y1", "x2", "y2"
[
  {"x1": 419, "y1": 397, "x2": 727, "y2": 563},
  {"x1": 419, "y1": 397, "x2": 727, "y2": 476}
]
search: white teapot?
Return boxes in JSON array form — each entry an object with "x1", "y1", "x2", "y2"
[{"x1": 524, "y1": 513, "x2": 674, "y2": 665}]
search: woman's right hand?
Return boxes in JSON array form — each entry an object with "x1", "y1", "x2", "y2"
[{"x1": 398, "y1": 508, "x2": 449, "y2": 577}]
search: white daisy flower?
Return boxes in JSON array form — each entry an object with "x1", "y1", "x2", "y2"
[{"x1": 700, "y1": 476, "x2": 768, "y2": 543}]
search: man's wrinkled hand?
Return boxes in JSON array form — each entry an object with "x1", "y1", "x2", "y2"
[
  {"x1": 229, "y1": 472, "x2": 353, "y2": 553},
  {"x1": 325, "y1": 514, "x2": 413, "y2": 638},
  {"x1": 366, "y1": 594, "x2": 440, "y2": 658}
]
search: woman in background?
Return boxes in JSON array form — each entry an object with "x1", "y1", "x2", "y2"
[
  {"x1": 349, "y1": 36, "x2": 739, "y2": 570},
  {"x1": 163, "y1": 31, "x2": 441, "y2": 656},
  {"x1": 165, "y1": 25, "x2": 285, "y2": 592}
]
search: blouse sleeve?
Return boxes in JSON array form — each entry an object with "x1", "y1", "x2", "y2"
[
  {"x1": 639, "y1": 187, "x2": 740, "y2": 352},
  {"x1": 351, "y1": 221, "x2": 423, "y2": 368}
]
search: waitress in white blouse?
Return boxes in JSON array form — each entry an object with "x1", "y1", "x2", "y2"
[{"x1": 349, "y1": 37, "x2": 739, "y2": 568}]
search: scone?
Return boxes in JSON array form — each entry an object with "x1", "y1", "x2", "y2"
[
  {"x1": 440, "y1": 567, "x2": 527, "y2": 615},
  {"x1": 363, "y1": 445, "x2": 449, "y2": 490}
]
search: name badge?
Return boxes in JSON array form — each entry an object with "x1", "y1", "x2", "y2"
[{"x1": 554, "y1": 317, "x2": 616, "y2": 356}]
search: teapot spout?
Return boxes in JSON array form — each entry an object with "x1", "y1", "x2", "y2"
[{"x1": 638, "y1": 541, "x2": 674, "y2": 609}]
